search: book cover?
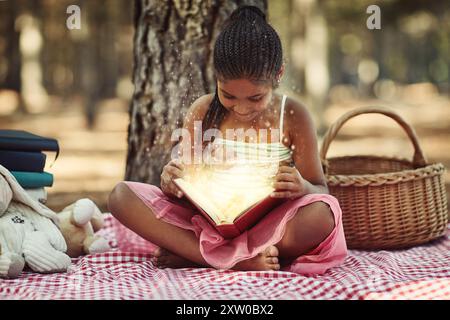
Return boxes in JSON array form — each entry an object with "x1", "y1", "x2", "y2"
[
  {"x1": 0, "y1": 150, "x2": 46, "y2": 172},
  {"x1": 174, "y1": 177, "x2": 285, "y2": 239},
  {"x1": 11, "y1": 171, "x2": 54, "y2": 188},
  {"x1": 0, "y1": 130, "x2": 59, "y2": 162}
]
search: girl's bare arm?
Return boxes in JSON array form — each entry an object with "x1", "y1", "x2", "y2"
[
  {"x1": 161, "y1": 94, "x2": 213, "y2": 197},
  {"x1": 283, "y1": 99, "x2": 329, "y2": 195}
]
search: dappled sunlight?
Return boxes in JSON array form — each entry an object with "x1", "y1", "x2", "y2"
[
  {"x1": 0, "y1": 90, "x2": 20, "y2": 115},
  {"x1": 18, "y1": 14, "x2": 48, "y2": 113}
]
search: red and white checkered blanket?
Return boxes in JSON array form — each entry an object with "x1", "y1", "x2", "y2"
[{"x1": 1, "y1": 214, "x2": 449, "y2": 300}]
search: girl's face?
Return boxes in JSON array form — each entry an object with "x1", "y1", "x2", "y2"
[{"x1": 217, "y1": 78, "x2": 273, "y2": 122}]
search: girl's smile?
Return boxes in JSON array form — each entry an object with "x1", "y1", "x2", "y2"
[
  {"x1": 217, "y1": 78, "x2": 273, "y2": 123},
  {"x1": 232, "y1": 110, "x2": 259, "y2": 121}
]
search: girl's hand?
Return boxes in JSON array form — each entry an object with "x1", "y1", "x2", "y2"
[
  {"x1": 270, "y1": 165, "x2": 307, "y2": 200},
  {"x1": 161, "y1": 159, "x2": 185, "y2": 198}
]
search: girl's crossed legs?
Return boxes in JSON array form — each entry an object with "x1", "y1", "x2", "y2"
[{"x1": 107, "y1": 182, "x2": 335, "y2": 271}]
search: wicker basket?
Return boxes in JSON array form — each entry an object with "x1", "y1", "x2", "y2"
[{"x1": 320, "y1": 106, "x2": 448, "y2": 250}]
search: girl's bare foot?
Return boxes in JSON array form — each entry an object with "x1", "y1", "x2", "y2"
[
  {"x1": 151, "y1": 247, "x2": 200, "y2": 269},
  {"x1": 232, "y1": 246, "x2": 280, "y2": 271}
]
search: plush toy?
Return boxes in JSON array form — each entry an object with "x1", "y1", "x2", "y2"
[
  {"x1": 57, "y1": 198, "x2": 111, "y2": 258},
  {"x1": 0, "y1": 164, "x2": 111, "y2": 279},
  {"x1": 0, "y1": 165, "x2": 71, "y2": 278}
]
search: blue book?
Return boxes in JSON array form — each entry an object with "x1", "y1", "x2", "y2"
[
  {"x1": 11, "y1": 171, "x2": 54, "y2": 188},
  {"x1": 0, "y1": 130, "x2": 59, "y2": 162},
  {"x1": 0, "y1": 150, "x2": 46, "y2": 172}
]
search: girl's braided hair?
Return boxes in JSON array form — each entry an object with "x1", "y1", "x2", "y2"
[{"x1": 202, "y1": 5, "x2": 283, "y2": 131}]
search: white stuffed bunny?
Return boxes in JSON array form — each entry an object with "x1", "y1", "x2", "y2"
[{"x1": 0, "y1": 165, "x2": 71, "y2": 278}]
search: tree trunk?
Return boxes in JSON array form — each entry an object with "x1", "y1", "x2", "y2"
[{"x1": 126, "y1": 0, "x2": 267, "y2": 185}]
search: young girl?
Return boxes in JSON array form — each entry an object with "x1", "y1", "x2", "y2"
[{"x1": 108, "y1": 6, "x2": 347, "y2": 274}]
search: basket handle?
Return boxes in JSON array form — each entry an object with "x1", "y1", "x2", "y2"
[{"x1": 320, "y1": 106, "x2": 428, "y2": 173}]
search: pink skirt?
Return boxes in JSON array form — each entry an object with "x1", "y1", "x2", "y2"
[{"x1": 123, "y1": 181, "x2": 348, "y2": 275}]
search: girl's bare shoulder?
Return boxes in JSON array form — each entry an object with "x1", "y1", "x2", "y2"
[
  {"x1": 182, "y1": 94, "x2": 214, "y2": 129},
  {"x1": 284, "y1": 97, "x2": 316, "y2": 137},
  {"x1": 186, "y1": 93, "x2": 214, "y2": 121}
]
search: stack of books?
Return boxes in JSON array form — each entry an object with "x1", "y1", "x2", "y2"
[{"x1": 0, "y1": 130, "x2": 59, "y2": 204}]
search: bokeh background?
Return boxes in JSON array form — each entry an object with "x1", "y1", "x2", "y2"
[{"x1": 0, "y1": 0, "x2": 448, "y2": 212}]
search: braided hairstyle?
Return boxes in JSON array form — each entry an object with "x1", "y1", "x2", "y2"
[{"x1": 202, "y1": 5, "x2": 283, "y2": 132}]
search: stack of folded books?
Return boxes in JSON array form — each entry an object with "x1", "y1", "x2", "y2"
[{"x1": 0, "y1": 130, "x2": 60, "y2": 204}]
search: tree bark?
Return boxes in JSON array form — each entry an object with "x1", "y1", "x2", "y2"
[{"x1": 126, "y1": 0, "x2": 267, "y2": 185}]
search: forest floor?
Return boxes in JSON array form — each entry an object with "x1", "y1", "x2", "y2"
[{"x1": 0, "y1": 86, "x2": 449, "y2": 215}]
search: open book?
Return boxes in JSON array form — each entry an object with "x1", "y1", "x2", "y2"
[{"x1": 173, "y1": 164, "x2": 284, "y2": 238}]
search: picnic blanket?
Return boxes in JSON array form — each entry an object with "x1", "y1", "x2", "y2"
[{"x1": 1, "y1": 214, "x2": 449, "y2": 300}]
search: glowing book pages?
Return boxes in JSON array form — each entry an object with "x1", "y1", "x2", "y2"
[{"x1": 173, "y1": 164, "x2": 284, "y2": 238}]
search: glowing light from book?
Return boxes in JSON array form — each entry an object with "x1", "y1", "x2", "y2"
[{"x1": 183, "y1": 162, "x2": 278, "y2": 223}]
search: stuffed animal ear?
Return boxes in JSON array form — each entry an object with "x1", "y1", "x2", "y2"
[
  {"x1": 0, "y1": 250, "x2": 25, "y2": 279},
  {"x1": 0, "y1": 176, "x2": 13, "y2": 216},
  {"x1": 71, "y1": 199, "x2": 96, "y2": 226},
  {"x1": 83, "y1": 235, "x2": 110, "y2": 255},
  {"x1": 90, "y1": 205, "x2": 104, "y2": 232}
]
